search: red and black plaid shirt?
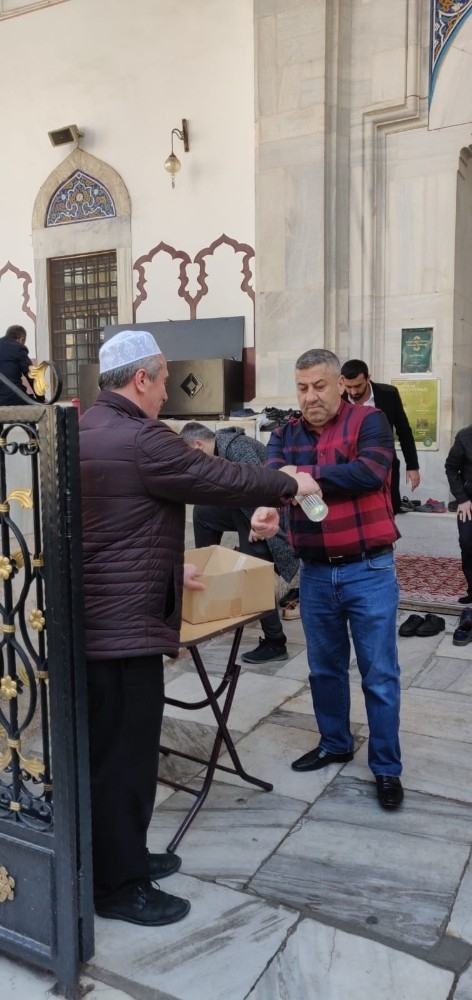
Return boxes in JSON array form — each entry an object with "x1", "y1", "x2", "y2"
[{"x1": 265, "y1": 399, "x2": 400, "y2": 559}]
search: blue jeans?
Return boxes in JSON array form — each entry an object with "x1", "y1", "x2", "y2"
[{"x1": 300, "y1": 550, "x2": 401, "y2": 777}]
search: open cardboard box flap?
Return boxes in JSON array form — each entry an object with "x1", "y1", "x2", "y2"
[{"x1": 182, "y1": 545, "x2": 276, "y2": 624}]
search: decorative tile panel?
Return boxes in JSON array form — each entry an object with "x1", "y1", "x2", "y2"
[
  {"x1": 432, "y1": 0, "x2": 472, "y2": 92},
  {"x1": 46, "y1": 171, "x2": 116, "y2": 227}
]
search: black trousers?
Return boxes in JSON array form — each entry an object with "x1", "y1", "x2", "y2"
[
  {"x1": 87, "y1": 655, "x2": 164, "y2": 898},
  {"x1": 458, "y1": 515, "x2": 472, "y2": 593},
  {"x1": 193, "y1": 505, "x2": 285, "y2": 642}
]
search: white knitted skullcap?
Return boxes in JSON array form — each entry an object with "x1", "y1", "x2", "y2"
[{"x1": 99, "y1": 330, "x2": 162, "y2": 374}]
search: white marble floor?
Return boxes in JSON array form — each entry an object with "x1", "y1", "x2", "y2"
[{"x1": 3, "y1": 591, "x2": 472, "y2": 998}]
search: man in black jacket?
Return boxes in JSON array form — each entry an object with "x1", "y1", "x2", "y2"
[
  {"x1": 341, "y1": 359, "x2": 420, "y2": 514},
  {"x1": 445, "y1": 424, "x2": 472, "y2": 603},
  {"x1": 0, "y1": 325, "x2": 35, "y2": 404},
  {"x1": 180, "y1": 421, "x2": 300, "y2": 663}
]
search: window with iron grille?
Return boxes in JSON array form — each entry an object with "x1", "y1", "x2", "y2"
[{"x1": 49, "y1": 251, "x2": 118, "y2": 400}]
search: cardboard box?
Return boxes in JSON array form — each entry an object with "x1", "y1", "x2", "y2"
[{"x1": 182, "y1": 545, "x2": 276, "y2": 624}]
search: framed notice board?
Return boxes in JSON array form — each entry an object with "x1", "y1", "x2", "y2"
[
  {"x1": 391, "y1": 379, "x2": 439, "y2": 451},
  {"x1": 401, "y1": 328, "x2": 433, "y2": 373}
]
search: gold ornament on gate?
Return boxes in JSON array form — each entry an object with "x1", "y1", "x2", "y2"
[
  {"x1": 7, "y1": 489, "x2": 33, "y2": 510},
  {"x1": 0, "y1": 677, "x2": 17, "y2": 700},
  {"x1": 29, "y1": 609, "x2": 45, "y2": 631},
  {"x1": 0, "y1": 556, "x2": 12, "y2": 580},
  {"x1": 0, "y1": 866, "x2": 15, "y2": 902},
  {"x1": 28, "y1": 361, "x2": 49, "y2": 398}
]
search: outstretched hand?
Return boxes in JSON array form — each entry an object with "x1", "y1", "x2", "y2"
[
  {"x1": 279, "y1": 465, "x2": 322, "y2": 501},
  {"x1": 249, "y1": 506, "x2": 279, "y2": 541}
]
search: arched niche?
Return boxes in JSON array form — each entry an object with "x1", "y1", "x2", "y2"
[{"x1": 32, "y1": 148, "x2": 133, "y2": 360}]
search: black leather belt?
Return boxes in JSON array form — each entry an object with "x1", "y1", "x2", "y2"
[{"x1": 305, "y1": 545, "x2": 393, "y2": 566}]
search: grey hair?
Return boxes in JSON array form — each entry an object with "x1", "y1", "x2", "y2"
[
  {"x1": 296, "y1": 349, "x2": 341, "y2": 376},
  {"x1": 180, "y1": 422, "x2": 216, "y2": 446},
  {"x1": 98, "y1": 354, "x2": 163, "y2": 390}
]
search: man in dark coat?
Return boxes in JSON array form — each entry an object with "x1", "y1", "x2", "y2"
[
  {"x1": 341, "y1": 359, "x2": 420, "y2": 514},
  {"x1": 79, "y1": 329, "x2": 319, "y2": 928},
  {"x1": 445, "y1": 424, "x2": 472, "y2": 603},
  {"x1": 180, "y1": 421, "x2": 300, "y2": 663},
  {"x1": 0, "y1": 325, "x2": 35, "y2": 404}
]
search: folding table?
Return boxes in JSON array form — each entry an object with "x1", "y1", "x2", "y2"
[{"x1": 158, "y1": 612, "x2": 274, "y2": 852}]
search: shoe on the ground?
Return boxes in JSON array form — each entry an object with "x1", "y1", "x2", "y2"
[
  {"x1": 282, "y1": 599, "x2": 300, "y2": 620},
  {"x1": 416, "y1": 498, "x2": 447, "y2": 512},
  {"x1": 375, "y1": 775, "x2": 404, "y2": 809},
  {"x1": 291, "y1": 745, "x2": 354, "y2": 772},
  {"x1": 448, "y1": 500, "x2": 459, "y2": 512},
  {"x1": 453, "y1": 607, "x2": 472, "y2": 645},
  {"x1": 399, "y1": 496, "x2": 421, "y2": 512},
  {"x1": 453, "y1": 626, "x2": 472, "y2": 646},
  {"x1": 453, "y1": 614, "x2": 472, "y2": 645},
  {"x1": 398, "y1": 614, "x2": 424, "y2": 636},
  {"x1": 146, "y1": 850, "x2": 182, "y2": 879},
  {"x1": 458, "y1": 593, "x2": 472, "y2": 604},
  {"x1": 241, "y1": 638, "x2": 288, "y2": 663},
  {"x1": 415, "y1": 613, "x2": 445, "y2": 637},
  {"x1": 279, "y1": 587, "x2": 299, "y2": 608},
  {"x1": 95, "y1": 879, "x2": 191, "y2": 925}
]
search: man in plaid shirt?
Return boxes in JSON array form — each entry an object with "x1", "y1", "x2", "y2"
[{"x1": 254, "y1": 348, "x2": 403, "y2": 810}]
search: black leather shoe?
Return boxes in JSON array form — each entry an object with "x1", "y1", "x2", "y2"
[
  {"x1": 95, "y1": 880, "x2": 191, "y2": 925},
  {"x1": 146, "y1": 850, "x2": 182, "y2": 879},
  {"x1": 415, "y1": 614, "x2": 445, "y2": 637},
  {"x1": 375, "y1": 775, "x2": 404, "y2": 809},
  {"x1": 398, "y1": 614, "x2": 424, "y2": 636},
  {"x1": 291, "y1": 746, "x2": 353, "y2": 772}
]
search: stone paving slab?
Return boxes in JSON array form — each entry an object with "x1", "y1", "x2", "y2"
[
  {"x1": 89, "y1": 874, "x2": 298, "y2": 1000},
  {"x1": 163, "y1": 670, "x2": 302, "y2": 732},
  {"x1": 247, "y1": 919, "x2": 454, "y2": 1000},
  {"x1": 151, "y1": 782, "x2": 307, "y2": 888},
  {"x1": 350, "y1": 730, "x2": 472, "y2": 803},
  {"x1": 250, "y1": 775, "x2": 472, "y2": 953}
]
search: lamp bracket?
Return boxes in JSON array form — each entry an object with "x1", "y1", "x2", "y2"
[{"x1": 171, "y1": 119, "x2": 189, "y2": 152}]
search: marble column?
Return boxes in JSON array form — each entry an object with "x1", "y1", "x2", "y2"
[{"x1": 254, "y1": 0, "x2": 351, "y2": 404}]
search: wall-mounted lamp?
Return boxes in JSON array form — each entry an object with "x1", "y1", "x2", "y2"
[
  {"x1": 164, "y1": 119, "x2": 189, "y2": 188},
  {"x1": 48, "y1": 124, "x2": 84, "y2": 147}
]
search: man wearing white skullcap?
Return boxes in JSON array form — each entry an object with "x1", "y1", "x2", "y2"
[{"x1": 79, "y1": 329, "x2": 320, "y2": 927}]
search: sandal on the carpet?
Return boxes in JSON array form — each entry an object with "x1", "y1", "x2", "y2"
[
  {"x1": 415, "y1": 614, "x2": 445, "y2": 637},
  {"x1": 398, "y1": 614, "x2": 425, "y2": 636}
]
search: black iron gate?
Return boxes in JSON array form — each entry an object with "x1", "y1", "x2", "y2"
[{"x1": 0, "y1": 402, "x2": 93, "y2": 998}]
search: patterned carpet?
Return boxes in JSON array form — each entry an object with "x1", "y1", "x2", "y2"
[{"x1": 396, "y1": 553, "x2": 465, "y2": 607}]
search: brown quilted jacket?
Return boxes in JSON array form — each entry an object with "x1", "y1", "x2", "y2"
[{"x1": 79, "y1": 391, "x2": 297, "y2": 659}]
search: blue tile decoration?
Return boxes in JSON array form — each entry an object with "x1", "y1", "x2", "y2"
[
  {"x1": 432, "y1": 0, "x2": 472, "y2": 95},
  {"x1": 46, "y1": 170, "x2": 116, "y2": 226}
]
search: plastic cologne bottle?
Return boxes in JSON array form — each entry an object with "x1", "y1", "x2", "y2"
[{"x1": 296, "y1": 494, "x2": 328, "y2": 522}]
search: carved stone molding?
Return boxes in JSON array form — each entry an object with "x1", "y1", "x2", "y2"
[
  {"x1": 354, "y1": 0, "x2": 429, "y2": 370},
  {"x1": 0, "y1": 261, "x2": 36, "y2": 324},
  {"x1": 133, "y1": 234, "x2": 255, "y2": 321}
]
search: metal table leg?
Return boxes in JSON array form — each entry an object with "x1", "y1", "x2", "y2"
[{"x1": 159, "y1": 624, "x2": 273, "y2": 852}]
